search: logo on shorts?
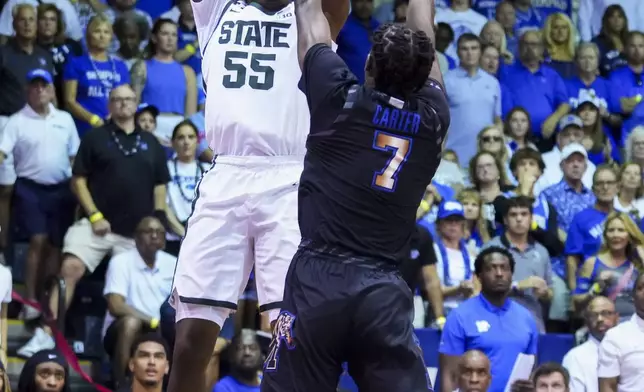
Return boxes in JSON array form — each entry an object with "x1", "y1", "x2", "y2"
[{"x1": 264, "y1": 310, "x2": 296, "y2": 372}]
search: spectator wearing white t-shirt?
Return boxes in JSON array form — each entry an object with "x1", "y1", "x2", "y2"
[
  {"x1": 102, "y1": 216, "x2": 176, "y2": 387},
  {"x1": 0, "y1": 264, "x2": 11, "y2": 365},
  {"x1": 435, "y1": 0, "x2": 488, "y2": 62},
  {"x1": 165, "y1": 120, "x2": 208, "y2": 256},
  {"x1": 598, "y1": 274, "x2": 644, "y2": 392}
]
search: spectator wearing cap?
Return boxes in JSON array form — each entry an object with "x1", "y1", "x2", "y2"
[
  {"x1": 434, "y1": 201, "x2": 479, "y2": 316},
  {"x1": 0, "y1": 4, "x2": 54, "y2": 258},
  {"x1": 36, "y1": 3, "x2": 83, "y2": 111},
  {"x1": 501, "y1": 30, "x2": 570, "y2": 148},
  {"x1": 130, "y1": 18, "x2": 197, "y2": 146},
  {"x1": 135, "y1": 103, "x2": 159, "y2": 133},
  {"x1": 17, "y1": 349, "x2": 70, "y2": 392},
  {"x1": 439, "y1": 246, "x2": 539, "y2": 392},
  {"x1": 0, "y1": 69, "x2": 77, "y2": 326},
  {"x1": 483, "y1": 196, "x2": 553, "y2": 332},
  {"x1": 28, "y1": 84, "x2": 171, "y2": 357},
  {"x1": 565, "y1": 165, "x2": 620, "y2": 293},
  {"x1": 610, "y1": 31, "x2": 644, "y2": 146},
  {"x1": 578, "y1": 0, "x2": 643, "y2": 43},
  {"x1": 435, "y1": 0, "x2": 487, "y2": 62},
  {"x1": 0, "y1": 0, "x2": 83, "y2": 42},
  {"x1": 444, "y1": 33, "x2": 503, "y2": 167},
  {"x1": 572, "y1": 91, "x2": 620, "y2": 165},
  {"x1": 102, "y1": 216, "x2": 175, "y2": 386},
  {"x1": 536, "y1": 115, "x2": 596, "y2": 196},
  {"x1": 567, "y1": 43, "x2": 622, "y2": 132},
  {"x1": 63, "y1": 14, "x2": 130, "y2": 137},
  {"x1": 563, "y1": 296, "x2": 618, "y2": 392}
]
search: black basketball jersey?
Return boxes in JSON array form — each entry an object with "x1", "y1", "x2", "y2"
[{"x1": 298, "y1": 43, "x2": 450, "y2": 263}]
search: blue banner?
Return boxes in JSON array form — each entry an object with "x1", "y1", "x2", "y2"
[
  {"x1": 533, "y1": 0, "x2": 573, "y2": 18},
  {"x1": 338, "y1": 329, "x2": 575, "y2": 392}
]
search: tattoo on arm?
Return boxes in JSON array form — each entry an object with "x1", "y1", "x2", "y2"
[{"x1": 130, "y1": 60, "x2": 146, "y2": 99}]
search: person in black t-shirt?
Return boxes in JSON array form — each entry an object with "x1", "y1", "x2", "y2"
[
  {"x1": 260, "y1": 0, "x2": 448, "y2": 390},
  {"x1": 400, "y1": 224, "x2": 446, "y2": 328}
]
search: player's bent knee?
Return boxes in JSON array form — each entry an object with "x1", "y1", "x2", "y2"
[{"x1": 174, "y1": 301, "x2": 231, "y2": 329}]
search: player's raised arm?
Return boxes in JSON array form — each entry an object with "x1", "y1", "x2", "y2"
[
  {"x1": 406, "y1": 0, "x2": 443, "y2": 87},
  {"x1": 321, "y1": 0, "x2": 350, "y2": 41},
  {"x1": 191, "y1": 0, "x2": 236, "y2": 54},
  {"x1": 295, "y1": 0, "x2": 333, "y2": 69}
]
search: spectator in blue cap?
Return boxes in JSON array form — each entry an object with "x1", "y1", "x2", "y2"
[
  {"x1": 535, "y1": 114, "x2": 596, "y2": 196},
  {"x1": 135, "y1": 103, "x2": 159, "y2": 133},
  {"x1": 434, "y1": 201, "x2": 478, "y2": 316}
]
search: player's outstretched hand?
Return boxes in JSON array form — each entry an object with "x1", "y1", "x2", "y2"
[{"x1": 91, "y1": 218, "x2": 111, "y2": 237}]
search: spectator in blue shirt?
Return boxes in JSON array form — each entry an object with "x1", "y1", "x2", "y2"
[
  {"x1": 610, "y1": 31, "x2": 644, "y2": 147},
  {"x1": 174, "y1": 0, "x2": 201, "y2": 75},
  {"x1": 565, "y1": 164, "x2": 620, "y2": 291},
  {"x1": 213, "y1": 329, "x2": 262, "y2": 392},
  {"x1": 445, "y1": 33, "x2": 503, "y2": 167},
  {"x1": 336, "y1": 0, "x2": 380, "y2": 83},
  {"x1": 502, "y1": 30, "x2": 570, "y2": 147},
  {"x1": 511, "y1": 0, "x2": 544, "y2": 31},
  {"x1": 542, "y1": 13, "x2": 576, "y2": 79},
  {"x1": 438, "y1": 246, "x2": 539, "y2": 392},
  {"x1": 64, "y1": 15, "x2": 130, "y2": 136}
]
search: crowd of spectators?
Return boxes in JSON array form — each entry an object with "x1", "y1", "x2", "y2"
[{"x1": 0, "y1": 0, "x2": 642, "y2": 391}]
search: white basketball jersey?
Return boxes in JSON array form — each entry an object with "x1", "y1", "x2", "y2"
[{"x1": 193, "y1": 0, "x2": 308, "y2": 156}]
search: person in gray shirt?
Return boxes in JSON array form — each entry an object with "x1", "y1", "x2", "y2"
[{"x1": 483, "y1": 196, "x2": 553, "y2": 332}]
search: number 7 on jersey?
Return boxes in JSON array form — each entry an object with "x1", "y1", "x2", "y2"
[{"x1": 372, "y1": 131, "x2": 412, "y2": 192}]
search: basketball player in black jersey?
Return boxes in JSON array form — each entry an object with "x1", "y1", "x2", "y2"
[{"x1": 260, "y1": 0, "x2": 448, "y2": 390}]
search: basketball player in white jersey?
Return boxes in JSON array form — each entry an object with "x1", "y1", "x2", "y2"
[{"x1": 167, "y1": 1, "x2": 348, "y2": 392}]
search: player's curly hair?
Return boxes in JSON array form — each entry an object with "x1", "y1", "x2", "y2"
[{"x1": 366, "y1": 23, "x2": 435, "y2": 98}]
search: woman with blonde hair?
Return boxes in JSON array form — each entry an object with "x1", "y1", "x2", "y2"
[
  {"x1": 477, "y1": 125, "x2": 515, "y2": 183},
  {"x1": 63, "y1": 15, "x2": 130, "y2": 136},
  {"x1": 543, "y1": 12, "x2": 577, "y2": 78},
  {"x1": 573, "y1": 212, "x2": 643, "y2": 319},
  {"x1": 456, "y1": 188, "x2": 491, "y2": 252},
  {"x1": 479, "y1": 20, "x2": 513, "y2": 65}
]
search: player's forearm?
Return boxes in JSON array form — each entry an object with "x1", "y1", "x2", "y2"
[
  {"x1": 406, "y1": 0, "x2": 443, "y2": 86},
  {"x1": 154, "y1": 184, "x2": 167, "y2": 211},
  {"x1": 321, "y1": 0, "x2": 350, "y2": 40},
  {"x1": 294, "y1": 0, "x2": 332, "y2": 68},
  {"x1": 71, "y1": 176, "x2": 99, "y2": 215}
]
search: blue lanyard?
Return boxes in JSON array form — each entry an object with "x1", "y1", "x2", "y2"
[{"x1": 437, "y1": 236, "x2": 472, "y2": 287}]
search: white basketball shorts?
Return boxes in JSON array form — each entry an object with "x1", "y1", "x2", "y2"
[{"x1": 171, "y1": 155, "x2": 302, "y2": 327}]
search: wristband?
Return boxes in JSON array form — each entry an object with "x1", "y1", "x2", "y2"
[
  {"x1": 436, "y1": 316, "x2": 446, "y2": 328},
  {"x1": 88, "y1": 212, "x2": 104, "y2": 224},
  {"x1": 419, "y1": 200, "x2": 430, "y2": 213},
  {"x1": 150, "y1": 318, "x2": 160, "y2": 329},
  {"x1": 89, "y1": 115, "x2": 102, "y2": 127},
  {"x1": 185, "y1": 44, "x2": 196, "y2": 55},
  {"x1": 590, "y1": 283, "x2": 602, "y2": 294}
]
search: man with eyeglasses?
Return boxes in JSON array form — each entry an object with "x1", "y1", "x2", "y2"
[
  {"x1": 18, "y1": 84, "x2": 171, "y2": 357},
  {"x1": 563, "y1": 296, "x2": 618, "y2": 392}
]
